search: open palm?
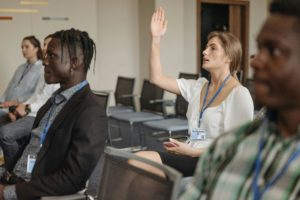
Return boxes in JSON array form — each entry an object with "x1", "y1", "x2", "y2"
[{"x1": 151, "y1": 7, "x2": 167, "y2": 37}]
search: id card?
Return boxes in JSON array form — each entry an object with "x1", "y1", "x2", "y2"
[
  {"x1": 190, "y1": 128, "x2": 206, "y2": 141},
  {"x1": 27, "y1": 154, "x2": 36, "y2": 174}
]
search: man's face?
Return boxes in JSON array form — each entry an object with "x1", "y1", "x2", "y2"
[
  {"x1": 251, "y1": 14, "x2": 300, "y2": 109},
  {"x1": 43, "y1": 38, "x2": 72, "y2": 85}
]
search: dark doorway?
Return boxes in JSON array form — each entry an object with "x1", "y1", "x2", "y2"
[{"x1": 200, "y1": 3, "x2": 229, "y2": 79}]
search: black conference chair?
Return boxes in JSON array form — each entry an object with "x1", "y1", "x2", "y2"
[
  {"x1": 142, "y1": 72, "x2": 199, "y2": 146},
  {"x1": 97, "y1": 147, "x2": 182, "y2": 200},
  {"x1": 92, "y1": 91, "x2": 110, "y2": 115},
  {"x1": 108, "y1": 79, "x2": 165, "y2": 150},
  {"x1": 245, "y1": 78, "x2": 263, "y2": 112},
  {"x1": 42, "y1": 147, "x2": 182, "y2": 200},
  {"x1": 108, "y1": 76, "x2": 136, "y2": 115}
]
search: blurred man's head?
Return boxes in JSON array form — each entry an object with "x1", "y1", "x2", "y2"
[
  {"x1": 43, "y1": 34, "x2": 52, "y2": 56},
  {"x1": 251, "y1": 0, "x2": 300, "y2": 110}
]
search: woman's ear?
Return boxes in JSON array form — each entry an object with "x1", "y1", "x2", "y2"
[{"x1": 225, "y1": 56, "x2": 231, "y2": 64}]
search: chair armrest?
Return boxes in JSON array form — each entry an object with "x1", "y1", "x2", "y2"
[
  {"x1": 41, "y1": 194, "x2": 92, "y2": 200},
  {"x1": 149, "y1": 99, "x2": 175, "y2": 106},
  {"x1": 117, "y1": 94, "x2": 138, "y2": 98},
  {"x1": 157, "y1": 135, "x2": 189, "y2": 142},
  {"x1": 93, "y1": 89, "x2": 113, "y2": 94}
]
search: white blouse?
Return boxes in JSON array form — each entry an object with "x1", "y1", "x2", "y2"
[{"x1": 177, "y1": 77, "x2": 254, "y2": 149}]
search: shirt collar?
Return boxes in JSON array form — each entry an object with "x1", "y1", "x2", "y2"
[{"x1": 51, "y1": 81, "x2": 88, "y2": 105}]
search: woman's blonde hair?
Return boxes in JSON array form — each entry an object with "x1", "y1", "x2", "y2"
[{"x1": 207, "y1": 31, "x2": 242, "y2": 73}]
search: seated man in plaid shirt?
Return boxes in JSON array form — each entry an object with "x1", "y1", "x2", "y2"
[{"x1": 180, "y1": 0, "x2": 300, "y2": 199}]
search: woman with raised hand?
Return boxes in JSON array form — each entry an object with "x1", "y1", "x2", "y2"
[{"x1": 131, "y1": 7, "x2": 254, "y2": 177}]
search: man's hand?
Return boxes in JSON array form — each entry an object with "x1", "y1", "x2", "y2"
[
  {"x1": 15, "y1": 104, "x2": 27, "y2": 118},
  {"x1": 7, "y1": 112, "x2": 17, "y2": 122}
]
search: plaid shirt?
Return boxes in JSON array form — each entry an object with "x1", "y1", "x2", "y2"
[{"x1": 180, "y1": 116, "x2": 300, "y2": 200}]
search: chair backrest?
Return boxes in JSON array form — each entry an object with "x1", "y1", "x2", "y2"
[
  {"x1": 245, "y1": 78, "x2": 262, "y2": 111},
  {"x1": 140, "y1": 79, "x2": 164, "y2": 114},
  {"x1": 97, "y1": 147, "x2": 182, "y2": 200},
  {"x1": 115, "y1": 76, "x2": 135, "y2": 107},
  {"x1": 175, "y1": 73, "x2": 199, "y2": 117},
  {"x1": 93, "y1": 91, "x2": 110, "y2": 114},
  {"x1": 178, "y1": 72, "x2": 199, "y2": 80}
]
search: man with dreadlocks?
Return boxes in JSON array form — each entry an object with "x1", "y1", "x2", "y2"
[{"x1": 0, "y1": 28, "x2": 107, "y2": 200}]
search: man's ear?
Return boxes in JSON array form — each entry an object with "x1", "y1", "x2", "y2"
[{"x1": 70, "y1": 56, "x2": 78, "y2": 70}]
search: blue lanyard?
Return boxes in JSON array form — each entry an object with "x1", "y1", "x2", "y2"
[
  {"x1": 39, "y1": 80, "x2": 88, "y2": 146},
  {"x1": 252, "y1": 119, "x2": 300, "y2": 200},
  {"x1": 15, "y1": 63, "x2": 33, "y2": 87},
  {"x1": 198, "y1": 74, "x2": 231, "y2": 127}
]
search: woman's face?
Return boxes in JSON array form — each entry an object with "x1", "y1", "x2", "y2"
[
  {"x1": 21, "y1": 39, "x2": 38, "y2": 60},
  {"x1": 202, "y1": 37, "x2": 230, "y2": 72}
]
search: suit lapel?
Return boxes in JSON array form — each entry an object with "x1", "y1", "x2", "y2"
[{"x1": 34, "y1": 85, "x2": 89, "y2": 166}]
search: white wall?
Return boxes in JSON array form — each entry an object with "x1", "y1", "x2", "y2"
[
  {"x1": 248, "y1": 0, "x2": 269, "y2": 77},
  {"x1": 0, "y1": 0, "x2": 97, "y2": 92},
  {"x1": 0, "y1": 0, "x2": 268, "y2": 102}
]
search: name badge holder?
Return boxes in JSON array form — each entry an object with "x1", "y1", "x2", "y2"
[
  {"x1": 27, "y1": 154, "x2": 36, "y2": 174},
  {"x1": 190, "y1": 128, "x2": 207, "y2": 141}
]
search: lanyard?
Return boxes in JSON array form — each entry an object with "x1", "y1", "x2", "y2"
[
  {"x1": 16, "y1": 64, "x2": 31, "y2": 87},
  {"x1": 15, "y1": 61, "x2": 36, "y2": 88},
  {"x1": 198, "y1": 74, "x2": 231, "y2": 127},
  {"x1": 252, "y1": 119, "x2": 300, "y2": 200},
  {"x1": 39, "y1": 80, "x2": 88, "y2": 146}
]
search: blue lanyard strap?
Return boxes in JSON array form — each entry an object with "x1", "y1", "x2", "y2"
[
  {"x1": 16, "y1": 64, "x2": 32, "y2": 87},
  {"x1": 39, "y1": 80, "x2": 88, "y2": 146},
  {"x1": 252, "y1": 119, "x2": 300, "y2": 200},
  {"x1": 198, "y1": 74, "x2": 231, "y2": 127}
]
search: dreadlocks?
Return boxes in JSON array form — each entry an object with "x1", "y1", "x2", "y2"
[
  {"x1": 51, "y1": 28, "x2": 96, "y2": 73},
  {"x1": 270, "y1": 0, "x2": 300, "y2": 33}
]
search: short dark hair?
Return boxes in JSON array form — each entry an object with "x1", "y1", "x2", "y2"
[
  {"x1": 270, "y1": 0, "x2": 300, "y2": 32},
  {"x1": 51, "y1": 28, "x2": 96, "y2": 73},
  {"x1": 22, "y1": 35, "x2": 43, "y2": 60}
]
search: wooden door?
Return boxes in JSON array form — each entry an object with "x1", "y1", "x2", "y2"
[{"x1": 197, "y1": 0, "x2": 249, "y2": 83}]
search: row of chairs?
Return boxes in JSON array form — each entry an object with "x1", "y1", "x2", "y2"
[{"x1": 96, "y1": 73, "x2": 198, "y2": 151}]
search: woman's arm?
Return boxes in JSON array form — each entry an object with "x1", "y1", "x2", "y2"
[{"x1": 150, "y1": 7, "x2": 181, "y2": 95}]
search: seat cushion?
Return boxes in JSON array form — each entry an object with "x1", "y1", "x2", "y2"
[
  {"x1": 143, "y1": 118, "x2": 188, "y2": 132},
  {"x1": 110, "y1": 112, "x2": 164, "y2": 123}
]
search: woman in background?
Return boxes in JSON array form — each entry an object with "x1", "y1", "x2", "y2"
[{"x1": 0, "y1": 35, "x2": 44, "y2": 123}]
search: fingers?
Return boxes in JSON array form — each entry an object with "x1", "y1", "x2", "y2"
[
  {"x1": 153, "y1": 7, "x2": 165, "y2": 22},
  {"x1": 8, "y1": 112, "x2": 17, "y2": 122},
  {"x1": 163, "y1": 20, "x2": 168, "y2": 29},
  {"x1": 169, "y1": 138, "x2": 181, "y2": 145}
]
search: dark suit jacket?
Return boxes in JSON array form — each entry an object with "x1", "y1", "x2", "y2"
[{"x1": 12, "y1": 84, "x2": 107, "y2": 199}]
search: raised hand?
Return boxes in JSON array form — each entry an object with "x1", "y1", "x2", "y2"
[{"x1": 151, "y1": 7, "x2": 168, "y2": 38}]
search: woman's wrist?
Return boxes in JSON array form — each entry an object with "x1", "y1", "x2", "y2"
[
  {"x1": 190, "y1": 148, "x2": 203, "y2": 157},
  {"x1": 152, "y1": 36, "x2": 161, "y2": 44}
]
